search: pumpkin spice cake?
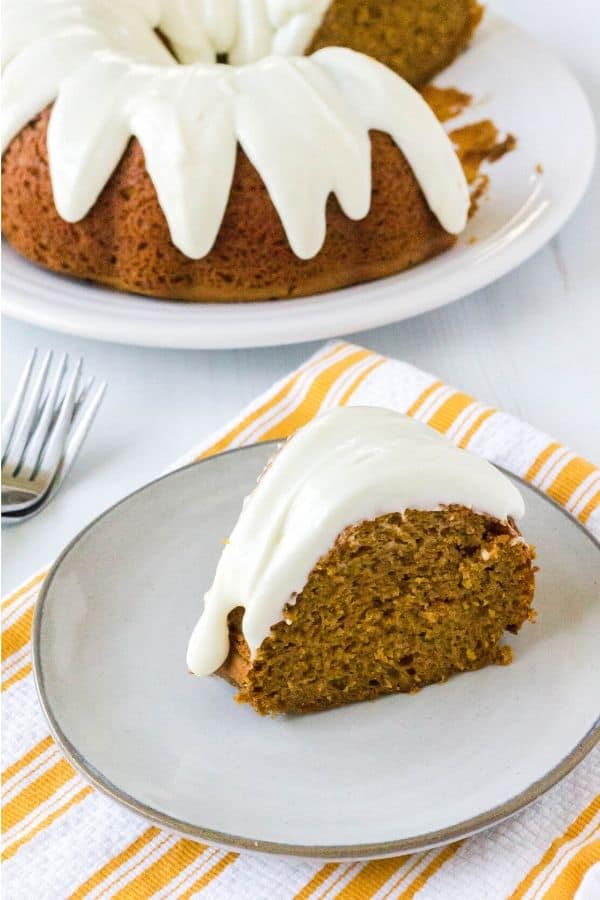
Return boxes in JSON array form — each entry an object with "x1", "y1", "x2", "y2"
[
  {"x1": 1, "y1": 0, "x2": 481, "y2": 302},
  {"x1": 187, "y1": 407, "x2": 536, "y2": 715}
]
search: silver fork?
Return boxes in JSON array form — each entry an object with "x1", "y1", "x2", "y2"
[{"x1": 2, "y1": 349, "x2": 106, "y2": 522}]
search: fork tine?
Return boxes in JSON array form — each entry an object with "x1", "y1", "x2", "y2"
[
  {"x1": 44, "y1": 374, "x2": 95, "y2": 466},
  {"x1": 39, "y1": 366, "x2": 86, "y2": 440},
  {"x1": 60, "y1": 381, "x2": 107, "y2": 481},
  {"x1": 1, "y1": 348, "x2": 37, "y2": 463},
  {"x1": 35, "y1": 358, "x2": 82, "y2": 482},
  {"x1": 73, "y1": 374, "x2": 95, "y2": 417},
  {"x1": 4, "y1": 350, "x2": 53, "y2": 473},
  {"x1": 18, "y1": 353, "x2": 68, "y2": 480}
]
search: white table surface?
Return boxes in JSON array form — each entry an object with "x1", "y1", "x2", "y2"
[{"x1": 2, "y1": 0, "x2": 599, "y2": 595}]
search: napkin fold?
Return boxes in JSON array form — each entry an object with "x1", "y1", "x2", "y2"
[{"x1": 2, "y1": 340, "x2": 599, "y2": 900}]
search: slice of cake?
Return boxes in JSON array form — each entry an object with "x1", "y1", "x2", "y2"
[{"x1": 187, "y1": 407, "x2": 536, "y2": 715}]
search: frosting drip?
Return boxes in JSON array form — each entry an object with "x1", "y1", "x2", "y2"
[
  {"x1": 2, "y1": 0, "x2": 469, "y2": 259},
  {"x1": 187, "y1": 407, "x2": 525, "y2": 677}
]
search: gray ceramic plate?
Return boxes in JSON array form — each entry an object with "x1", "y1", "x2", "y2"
[{"x1": 33, "y1": 443, "x2": 600, "y2": 859}]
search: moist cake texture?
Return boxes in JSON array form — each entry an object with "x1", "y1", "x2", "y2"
[
  {"x1": 219, "y1": 508, "x2": 535, "y2": 715},
  {"x1": 308, "y1": 0, "x2": 483, "y2": 88}
]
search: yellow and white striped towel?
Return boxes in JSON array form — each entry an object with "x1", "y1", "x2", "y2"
[{"x1": 2, "y1": 340, "x2": 599, "y2": 900}]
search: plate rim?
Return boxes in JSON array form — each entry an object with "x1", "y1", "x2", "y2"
[
  {"x1": 3, "y1": 14, "x2": 597, "y2": 350},
  {"x1": 31, "y1": 442, "x2": 600, "y2": 859}
]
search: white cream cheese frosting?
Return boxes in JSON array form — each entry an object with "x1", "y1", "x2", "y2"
[
  {"x1": 187, "y1": 406, "x2": 525, "y2": 677},
  {"x1": 2, "y1": 0, "x2": 469, "y2": 260}
]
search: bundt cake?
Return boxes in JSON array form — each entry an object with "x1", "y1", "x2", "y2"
[
  {"x1": 187, "y1": 407, "x2": 537, "y2": 715},
  {"x1": 1, "y1": 1, "x2": 479, "y2": 302}
]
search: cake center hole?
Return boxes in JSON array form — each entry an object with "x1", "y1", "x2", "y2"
[{"x1": 155, "y1": 28, "x2": 233, "y2": 66}]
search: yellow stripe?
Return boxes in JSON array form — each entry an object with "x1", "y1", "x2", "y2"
[
  {"x1": 398, "y1": 843, "x2": 462, "y2": 899},
  {"x1": 1, "y1": 572, "x2": 46, "y2": 611},
  {"x1": 525, "y1": 442, "x2": 562, "y2": 483},
  {"x1": 168, "y1": 849, "x2": 219, "y2": 898},
  {"x1": 2, "y1": 736, "x2": 54, "y2": 785},
  {"x1": 510, "y1": 796, "x2": 600, "y2": 899},
  {"x1": 294, "y1": 864, "x2": 340, "y2": 900},
  {"x1": 335, "y1": 857, "x2": 408, "y2": 899},
  {"x1": 177, "y1": 851, "x2": 237, "y2": 898},
  {"x1": 2, "y1": 662, "x2": 32, "y2": 692},
  {"x1": 339, "y1": 358, "x2": 385, "y2": 406},
  {"x1": 458, "y1": 408, "x2": 495, "y2": 448},
  {"x1": 406, "y1": 380, "x2": 443, "y2": 418},
  {"x1": 546, "y1": 457, "x2": 598, "y2": 508},
  {"x1": 70, "y1": 827, "x2": 162, "y2": 899},
  {"x1": 320, "y1": 864, "x2": 360, "y2": 898},
  {"x1": 381, "y1": 853, "x2": 427, "y2": 899},
  {"x1": 2, "y1": 785, "x2": 92, "y2": 862},
  {"x1": 542, "y1": 832, "x2": 600, "y2": 900},
  {"x1": 426, "y1": 391, "x2": 475, "y2": 435},
  {"x1": 257, "y1": 350, "x2": 373, "y2": 442},
  {"x1": 2, "y1": 757, "x2": 77, "y2": 833},
  {"x1": 2, "y1": 606, "x2": 33, "y2": 663},
  {"x1": 196, "y1": 344, "x2": 345, "y2": 460},
  {"x1": 111, "y1": 838, "x2": 207, "y2": 899},
  {"x1": 580, "y1": 489, "x2": 600, "y2": 524}
]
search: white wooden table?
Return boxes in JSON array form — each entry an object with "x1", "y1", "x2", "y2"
[{"x1": 2, "y1": 0, "x2": 599, "y2": 595}]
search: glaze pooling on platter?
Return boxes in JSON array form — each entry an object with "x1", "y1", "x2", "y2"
[
  {"x1": 2, "y1": 0, "x2": 469, "y2": 260},
  {"x1": 187, "y1": 407, "x2": 525, "y2": 677}
]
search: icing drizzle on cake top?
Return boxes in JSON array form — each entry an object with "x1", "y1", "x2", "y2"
[
  {"x1": 187, "y1": 406, "x2": 525, "y2": 676},
  {"x1": 2, "y1": 0, "x2": 469, "y2": 260}
]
